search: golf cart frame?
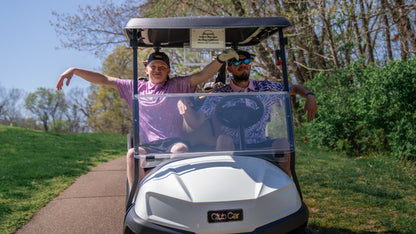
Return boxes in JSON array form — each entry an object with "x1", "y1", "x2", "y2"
[{"x1": 123, "y1": 16, "x2": 309, "y2": 233}]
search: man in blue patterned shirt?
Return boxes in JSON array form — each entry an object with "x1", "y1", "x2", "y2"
[{"x1": 178, "y1": 50, "x2": 317, "y2": 175}]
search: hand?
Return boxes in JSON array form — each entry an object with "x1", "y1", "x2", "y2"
[
  {"x1": 303, "y1": 95, "x2": 317, "y2": 122},
  {"x1": 177, "y1": 98, "x2": 193, "y2": 115},
  {"x1": 57, "y1": 68, "x2": 76, "y2": 90},
  {"x1": 217, "y1": 49, "x2": 239, "y2": 63},
  {"x1": 214, "y1": 82, "x2": 225, "y2": 88}
]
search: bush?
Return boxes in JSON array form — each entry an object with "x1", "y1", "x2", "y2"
[{"x1": 303, "y1": 59, "x2": 416, "y2": 160}]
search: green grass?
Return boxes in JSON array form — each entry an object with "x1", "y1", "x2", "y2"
[
  {"x1": 296, "y1": 140, "x2": 416, "y2": 233},
  {"x1": 0, "y1": 125, "x2": 126, "y2": 234}
]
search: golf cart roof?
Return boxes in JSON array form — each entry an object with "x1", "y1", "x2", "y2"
[{"x1": 124, "y1": 16, "x2": 291, "y2": 48}]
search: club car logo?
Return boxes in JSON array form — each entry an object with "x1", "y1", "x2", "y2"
[{"x1": 207, "y1": 209, "x2": 243, "y2": 223}]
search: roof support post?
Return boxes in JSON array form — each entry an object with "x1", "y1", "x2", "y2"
[
  {"x1": 278, "y1": 28, "x2": 289, "y2": 92},
  {"x1": 127, "y1": 29, "x2": 140, "y2": 210},
  {"x1": 278, "y1": 28, "x2": 303, "y2": 200}
]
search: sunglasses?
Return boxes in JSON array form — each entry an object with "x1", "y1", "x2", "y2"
[{"x1": 231, "y1": 58, "x2": 251, "y2": 66}]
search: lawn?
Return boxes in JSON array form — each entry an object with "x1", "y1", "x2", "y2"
[
  {"x1": 1, "y1": 125, "x2": 415, "y2": 233},
  {"x1": 296, "y1": 140, "x2": 416, "y2": 233},
  {"x1": 0, "y1": 125, "x2": 126, "y2": 233}
]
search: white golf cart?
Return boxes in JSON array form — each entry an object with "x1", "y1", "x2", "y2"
[{"x1": 123, "y1": 16, "x2": 310, "y2": 234}]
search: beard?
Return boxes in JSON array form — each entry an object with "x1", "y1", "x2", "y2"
[{"x1": 233, "y1": 71, "x2": 250, "y2": 82}]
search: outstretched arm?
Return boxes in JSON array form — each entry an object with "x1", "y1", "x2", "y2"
[
  {"x1": 57, "y1": 67, "x2": 118, "y2": 90},
  {"x1": 189, "y1": 49, "x2": 238, "y2": 87},
  {"x1": 289, "y1": 84, "x2": 317, "y2": 122}
]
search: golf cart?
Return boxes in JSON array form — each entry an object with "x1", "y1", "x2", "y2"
[{"x1": 123, "y1": 16, "x2": 310, "y2": 233}]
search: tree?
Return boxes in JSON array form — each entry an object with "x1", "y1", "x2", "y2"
[
  {"x1": 65, "y1": 87, "x2": 93, "y2": 132},
  {"x1": 390, "y1": 0, "x2": 416, "y2": 60},
  {"x1": 0, "y1": 86, "x2": 7, "y2": 118},
  {"x1": 51, "y1": 0, "x2": 416, "y2": 129},
  {"x1": 51, "y1": 0, "x2": 139, "y2": 56},
  {"x1": 88, "y1": 45, "x2": 138, "y2": 134},
  {"x1": 52, "y1": 0, "x2": 416, "y2": 68},
  {"x1": 304, "y1": 59, "x2": 416, "y2": 160},
  {"x1": 0, "y1": 86, "x2": 24, "y2": 126},
  {"x1": 380, "y1": 0, "x2": 393, "y2": 60},
  {"x1": 24, "y1": 88, "x2": 66, "y2": 131}
]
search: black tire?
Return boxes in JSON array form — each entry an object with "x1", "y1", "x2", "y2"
[{"x1": 288, "y1": 226, "x2": 313, "y2": 234}]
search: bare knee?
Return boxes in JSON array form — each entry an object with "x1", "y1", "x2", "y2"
[
  {"x1": 216, "y1": 135, "x2": 234, "y2": 151},
  {"x1": 127, "y1": 148, "x2": 135, "y2": 160},
  {"x1": 127, "y1": 147, "x2": 147, "y2": 157},
  {"x1": 170, "y1": 143, "x2": 188, "y2": 153},
  {"x1": 127, "y1": 148, "x2": 147, "y2": 167}
]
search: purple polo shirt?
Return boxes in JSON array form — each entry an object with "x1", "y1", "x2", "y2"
[{"x1": 117, "y1": 76, "x2": 195, "y2": 144}]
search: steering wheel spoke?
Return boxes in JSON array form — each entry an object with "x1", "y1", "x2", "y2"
[{"x1": 214, "y1": 95, "x2": 265, "y2": 150}]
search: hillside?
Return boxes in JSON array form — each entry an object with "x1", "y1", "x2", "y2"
[{"x1": 0, "y1": 125, "x2": 126, "y2": 233}]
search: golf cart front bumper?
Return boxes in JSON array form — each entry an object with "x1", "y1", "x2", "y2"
[{"x1": 124, "y1": 202, "x2": 309, "y2": 234}]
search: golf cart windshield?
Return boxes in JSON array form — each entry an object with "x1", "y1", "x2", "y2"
[{"x1": 138, "y1": 92, "x2": 293, "y2": 169}]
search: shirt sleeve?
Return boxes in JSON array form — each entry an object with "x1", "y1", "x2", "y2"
[
  {"x1": 116, "y1": 79, "x2": 134, "y2": 112},
  {"x1": 167, "y1": 76, "x2": 196, "y2": 93}
]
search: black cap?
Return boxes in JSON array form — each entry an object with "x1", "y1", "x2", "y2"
[
  {"x1": 236, "y1": 50, "x2": 254, "y2": 58},
  {"x1": 146, "y1": 52, "x2": 170, "y2": 67},
  {"x1": 228, "y1": 50, "x2": 255, "y2": 65}
]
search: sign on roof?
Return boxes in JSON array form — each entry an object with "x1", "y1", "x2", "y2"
[{"x1": 190, "y1": 29, "x2": 225, "y2": 49}]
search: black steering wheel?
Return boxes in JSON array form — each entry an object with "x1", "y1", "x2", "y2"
[
  {"x1": 214, "y1": 95, "x2": 264, "y2": 150},
  {"x1": 215, "y1": 95, "x2": 264, "y2": 129}
]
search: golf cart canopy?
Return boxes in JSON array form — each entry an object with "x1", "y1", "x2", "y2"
[{"x1": 124, "y1": 16, "x2": 291, "y2": 48}]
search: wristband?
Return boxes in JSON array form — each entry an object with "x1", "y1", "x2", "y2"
[
  {"x1": 216, "y1": 55, "x2": 226, "y2": 64},
  {"x1": 306, "y1": 92, "x2": 315, "y2": 97}
]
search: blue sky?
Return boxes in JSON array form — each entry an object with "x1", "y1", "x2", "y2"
[{"x1": 0, "y1": 0, "x2": 112, "y2": 93}]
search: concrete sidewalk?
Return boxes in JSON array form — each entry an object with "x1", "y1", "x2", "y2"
[{"x1": 16, "y1": 156, "x2": 127, "y2": 234}]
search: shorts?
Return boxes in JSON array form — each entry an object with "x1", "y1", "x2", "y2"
[
  {"x1": 245, "y1": 138, "x2": 274, "y2": 149},
  {"x1": 140, "y1": 138, "x2": 189, "y2": 153},
  {"x1": 234, "y1": 138, "x2": 274, "y2": 150},
  {"x1": 236, "y1": 138, "x2": 289, "y2": 150}
]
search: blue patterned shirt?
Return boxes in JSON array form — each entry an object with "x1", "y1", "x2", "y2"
[{"x1": 200, "y1": 79, "x2": 289, "y2": 144}]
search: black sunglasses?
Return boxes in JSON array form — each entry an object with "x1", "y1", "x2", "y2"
[{"x1": 231, "y1": 58, "x2": 251, "y2": 66}]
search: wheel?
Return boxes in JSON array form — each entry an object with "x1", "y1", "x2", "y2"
[{"x1": 288, "y1": 226, "x2": 313, "y2": 234}]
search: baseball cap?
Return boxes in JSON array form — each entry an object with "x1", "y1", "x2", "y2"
[
  {"x1": 146, "y1": 52, "x2": 170, "y2": 67},
  {"x1": 228, "y1": 50, "x2": 255, "y2": 65},
  {"x1": 236, "y1": 50, "x2": 254, "y2": 59}
]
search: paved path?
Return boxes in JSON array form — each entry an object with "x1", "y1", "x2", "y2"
[{"x1": 16, "y1": 156, "x2": 127, "y2": 234}]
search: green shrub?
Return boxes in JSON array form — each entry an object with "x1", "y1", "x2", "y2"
[{"x1": 304, "y1": 59, "x2": 416, "y2": 160}]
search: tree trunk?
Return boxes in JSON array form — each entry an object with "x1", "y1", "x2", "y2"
[
  {"x1": 320, "y1": 3, "x2": 340, "y2": 67},
  {"x1": 391, "y1": 0, "x2": 415, "y2": 60},
  {"x1": 351, "y1": 0, "x2": 364, "y2": 57},
  {"x1": 359, "y1": 0, "x2": 375, "y2": 63},
  {"x1": 380, "y1": 0, "x2": 393, "y2": 60}
]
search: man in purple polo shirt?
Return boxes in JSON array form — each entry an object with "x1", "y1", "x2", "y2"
[
  {"x1": 57, "y1": 49, "x2": 238, "y2": 188},
  {"x1": 178, "y1": 50, "x2": 317, "y2": 176}
]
